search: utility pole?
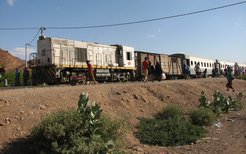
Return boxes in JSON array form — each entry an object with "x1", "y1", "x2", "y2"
[{"x1": 25, "y1": 43, "x2": 31, "y2": 68}]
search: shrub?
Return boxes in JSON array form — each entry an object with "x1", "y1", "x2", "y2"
[
  {"x1": 30, "y1": 93, "x2": 124, "y2": 154},
  {"x1": 0, "y1": 71, "x2": 15, "y2": 87},
  {"x1": 199, "y1": 91, "x2": 244, "y2": 115},
  {"x1": 155, "y1": 105, "x2": 183, "y2": 120},
  {"x1": 236, "y1": 74, "x2": 246, "y2": 80},
  {"x1": 190, "y1": 107, "x2": 217, "y2": 126},
  {"x1": 137, "y1": 116, "x2": 206, "y2": 146}
]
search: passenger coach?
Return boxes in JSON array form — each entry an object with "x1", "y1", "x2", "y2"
[{"x1": 171, "y1": 53, "x2": 218, "y2": 77}]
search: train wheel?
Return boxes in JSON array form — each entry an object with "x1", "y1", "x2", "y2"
[{"x1": 69, "y1": 80, "x2": 77, "y2": 86}]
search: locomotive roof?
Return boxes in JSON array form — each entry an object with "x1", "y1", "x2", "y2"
[{"x1": 45, "y1": 37, "x2": 134, "y2": 49}]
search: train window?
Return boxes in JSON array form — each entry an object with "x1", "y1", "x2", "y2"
[
  {"x1": 75, "y1": 48, "x2": 87, "y2": 62},
  {"x1": 195, "y1": 61, "x2": 197, "y2": 65},
  {"x1": 105, "y1": 54, "x2": 112, "y2": 64},
  {"x1": 204, "y1": 63, "x2": 206, "y2": 67},
  {"x1": 127, "y1": 52, "x2": 132, "y2": 60},
  {"x1": 210, "y1": 63, "x2": 212, "y2": 67},
  {"x1": 191, "y1": 61, "x2": 193, "y2": 66},
  {"x1": 207, "y1": 63, "x2": 209, "y2": 67},
  {"x1": 201, "y1": 62, "x2": 203, "y2": 67},
  {"x1": 41, "y1": 50, "x2": 46, "y2": 56}
]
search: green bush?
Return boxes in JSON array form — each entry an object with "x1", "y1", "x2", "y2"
[
  {"x1": 190, "y1": 107, "x2": 217, "y2": 126},
  {"x1": 236, "y1": 74, "x2": 246, "y2": 80},
  {"x1": 137, "y1": 116, "x2": 206, "y2": 146},
  {"x1": 30, "y1": 93, "x2": 125, "y2": 154},
  {"x1": 155, "y1": 105, "x2": 183, "y2": 120},
  {"x1": 0, "y1": 71, "x2": 14, "y2": 87},
  {"x1": 199, "y1": 91, "x2": 244, "y2": 115}
]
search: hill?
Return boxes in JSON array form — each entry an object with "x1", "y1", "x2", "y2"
[
  {"x1": 0, "y1": 49, "x2": 25, "y2": 72},
  {"x1": 0, "y1": 78, "x2": 245, "y2": 153}
]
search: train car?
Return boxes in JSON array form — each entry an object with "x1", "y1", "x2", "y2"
[
  {"x1": 32, "y1": 37, "x2": 135, "y2": 84},
  {"x1": 171, "y1": 53, "x2": 216, "y2": 77},
  {"x1": 218, "y1": 60, "x2": 235, "y2": 75},
  {"x1": 135, "y1": 51, "x2": 182, "y2": 80},
  {"x1": 238, "y1": 63, "x2": 246, "y2": 75}
]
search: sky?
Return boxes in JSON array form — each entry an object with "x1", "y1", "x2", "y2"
[{"x1": 0, "y1": 0, "x2": 246, "y2": 64}]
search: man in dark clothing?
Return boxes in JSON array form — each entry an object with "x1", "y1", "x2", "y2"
[
  {"x1": 15, "y1": 68, "x2": 20, "y2": 86},
  {"x1": 226, "y1": 66, "x2": 235, "y2": 92},
  {"x1": 203, "y1": 69, "x2": 207, "y2": 78},
  {"x1": 183, "y1": 63, "x2": 190, "y2": 79},
  {"x1": 23, "y1": 67, "x2": 30, "y2": 86},
  {"x1": 155, "y1": 62, "x2": 163, "y2": 81},
  {"x1": 148, "y1": 62, "x2": 155, "y2": 81}
]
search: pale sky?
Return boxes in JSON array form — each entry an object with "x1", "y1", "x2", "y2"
[{"x1": 0, "y1": 0, "x2": 246, "y2": 64}]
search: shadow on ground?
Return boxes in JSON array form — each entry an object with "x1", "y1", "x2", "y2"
[{"x1": 0, "y1": 138, "x2": 32, "y2": 154}]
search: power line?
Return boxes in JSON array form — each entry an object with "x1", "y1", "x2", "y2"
[
  {"x1": 26, "y1": 28, "x2": 41, "y2": 45},
  {"x1": 0, "y1": 27, "x2": 39, "y2": 30},
  {"x1": 47, "y1": 1, "x2": 246, "y2": 29},
  {"x1": 0, "y1": 1, "x2": 246, "y2": 31}
]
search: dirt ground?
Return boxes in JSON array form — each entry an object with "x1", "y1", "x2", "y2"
[{"x1": 0, "y1": 78, "x2": 245, "y2": 154}]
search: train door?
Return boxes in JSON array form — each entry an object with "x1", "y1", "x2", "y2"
[
  {"x1": 115, "y1": 45, "x2": 124, "y2": 67},
  {"x1": 122, "y1": 46, "x2": 135, "y2": 68},
  {"x1": 135, "y1": 52, "x2": 148, "y2": 80}
]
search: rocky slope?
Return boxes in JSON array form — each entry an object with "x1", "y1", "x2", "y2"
[
  {"x1": 0, "y1": 78, "x2": 245, "y2": 153},
  {"x1": 0, "y1": 49, "x2": 25, "y2": 72}
]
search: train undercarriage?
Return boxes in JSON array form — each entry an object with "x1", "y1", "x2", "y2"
[{"x1": 31, "y1": 65, "x2": 135, "y2": 85}]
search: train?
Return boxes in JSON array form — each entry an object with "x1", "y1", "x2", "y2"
[{"x1": 29, "y1": 36, "x2": 246, "y2": 85}]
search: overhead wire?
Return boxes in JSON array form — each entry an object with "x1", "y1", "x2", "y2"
[
  {"x1": 26, "y1": 28, "x2": 41, "y2": 45},
  {"x1": 0, "y1": 27, "x2": 39, "y2": 30},
  {"x1": 0, "y1": 1, "x2": 245, "y2": 31},
  {"x1": 47, "y1": 1, "x2": 246, "y2": 30}
]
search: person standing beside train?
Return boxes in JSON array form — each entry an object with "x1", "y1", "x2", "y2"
[
  {"x1": 142, "y1": 57, "x2": 149, "y2": 83},
  {"x1": 226, "y1": 66, "x2": 235, "y2": 92},
  {"x1": 194, "y1": 63, "x2": 201, "y2": 78},
  {"x1": 23, "y1": 67, "x2": 30, "y2": 86},
  {"x1": 85, "y1": 60, "x2": 96, "y2": 85},
  {"x1": 15, "y1": 68, "x2": 20, "y2": 86},
  {"x1": 148, "y1": 61, "x2": 155, "y2": 81},
  {"x1": 183, "y1": 62, "x2": 190, "y2": 79},
  {"x1": 155, "y1": 62, "x2": 163, "y2": 81}
]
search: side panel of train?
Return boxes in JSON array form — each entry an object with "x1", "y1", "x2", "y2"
[
  {"x1": 218, "y1": 60, "x2": 235, "y2": 75},
  {"x1": 34, "y1": 37, "x2": 135, "y2": 84},
  {"x1": 135, "y1": 51, "x2": 182, "y2": 80},
  {"x1": 171, "y1": 53, "x2": 214, "y2": 77},
  {"x1": 187, "y1": 55, "x2": 215, "y2": 76}
]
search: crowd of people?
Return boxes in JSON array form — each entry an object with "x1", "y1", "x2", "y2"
[
  {"x1": 142, "y1": 57, "x2": 242, "y2": 92},
  {"x1": 142, "y1": 57, "x2": 164, "y2": 83},
  {"x1": 0, "y1": 66, "x2": 30, "y2": 87},
  {"x1": 14, "y1": 67, "x2": 30, "y2": 87}
]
